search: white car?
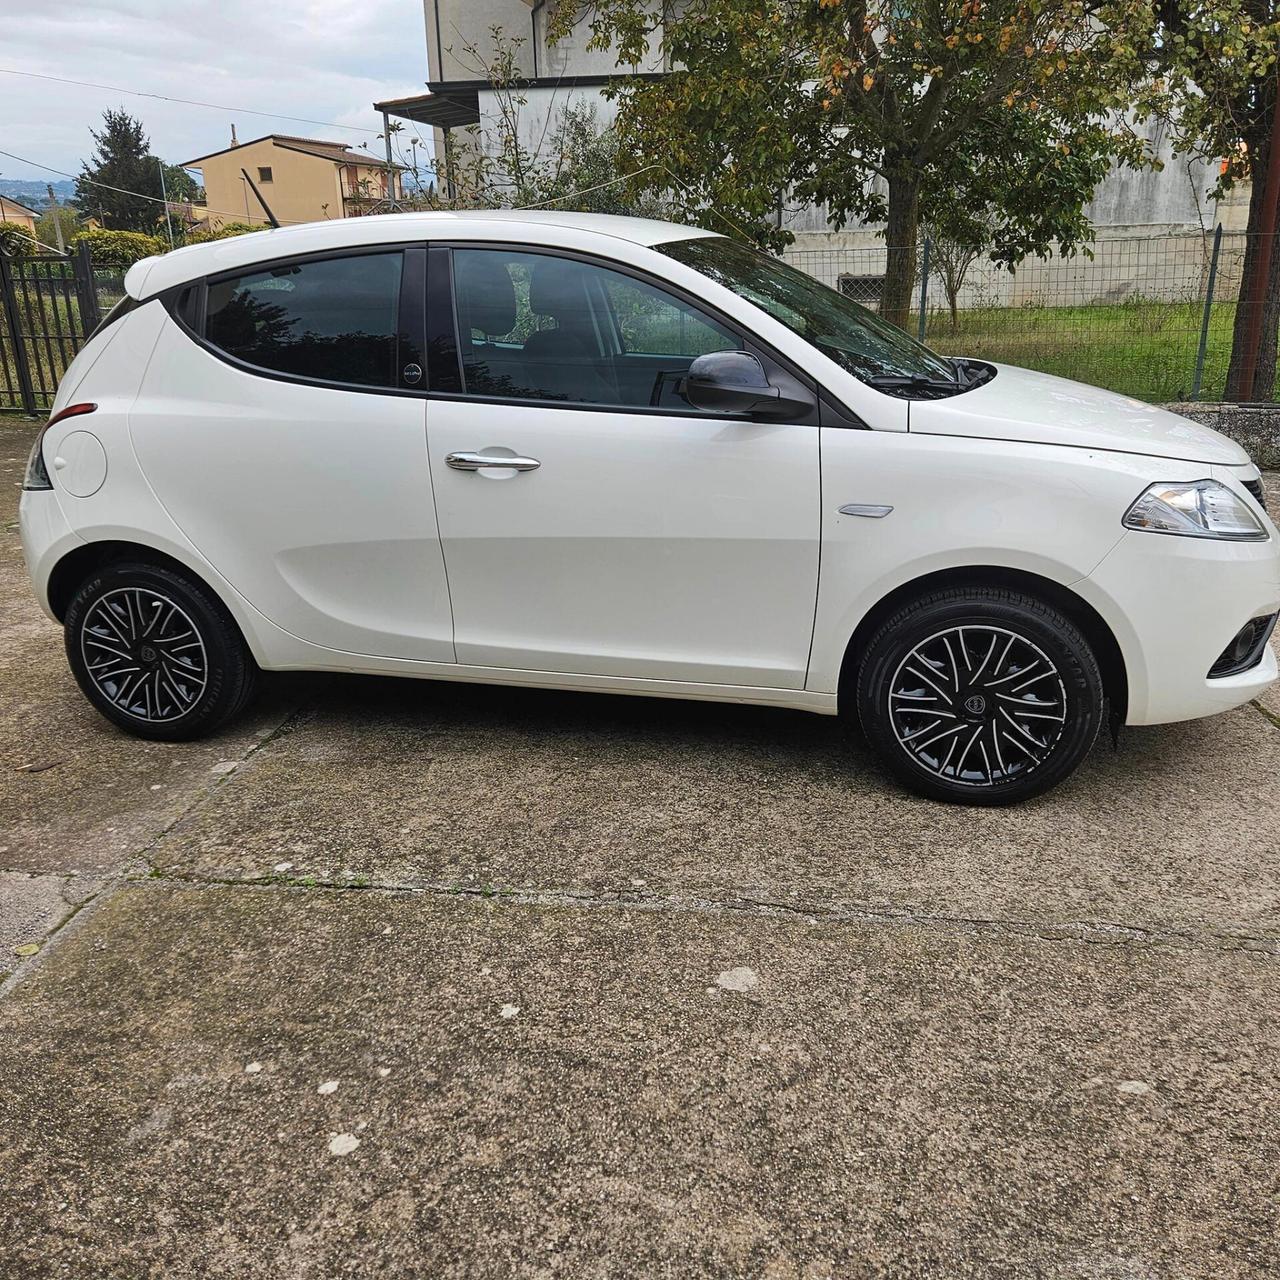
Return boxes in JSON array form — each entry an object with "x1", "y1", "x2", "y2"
[{"x1": 19, "y1": 211, "x2": 1279, "y2": 804}]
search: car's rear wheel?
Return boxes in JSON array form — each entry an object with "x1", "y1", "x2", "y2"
[
  {"x1": 64, "y1": 562, "x2": 258, "y2": 741},
  {"x1": 855, "y1": 586, "x2": 1104, "y2": 805}
]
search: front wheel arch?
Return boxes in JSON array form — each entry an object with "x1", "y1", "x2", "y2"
[{"x1": 837, "y1": 565, "x2": 1127, "y2": 724}]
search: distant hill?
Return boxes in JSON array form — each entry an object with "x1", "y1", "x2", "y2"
[{"x1": 0, "y1": 179, "x2": 76, "y2": 210}]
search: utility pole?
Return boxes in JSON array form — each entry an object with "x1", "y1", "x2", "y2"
[
  {"x1": 157, "y1": 158, "x2": 175, "y2": 249},
  {"x1": 46, "y1": 183, "x2": 64, "y2": 252},
  {"x1": 382, "y1": 110, "x2": 398, "y2": 210}
]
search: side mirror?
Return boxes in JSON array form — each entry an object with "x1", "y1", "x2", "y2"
[{"x1": 682, "y1": 351, "x2": 812, "y2": 419}]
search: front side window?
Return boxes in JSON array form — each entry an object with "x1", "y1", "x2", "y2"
[
  {"x1": 451, "y1": 248, "x2": 742, "y2": 410},
  {"x1": 656, "y1": 235, "x2": 963, "y2": 392},
  {"x1": 204, "y1": 251, "x2": 402, "y2": 388}
]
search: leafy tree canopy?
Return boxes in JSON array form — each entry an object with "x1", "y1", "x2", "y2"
[
  {"x1": 549, "y1": 0, "x2": 1157, "y2": 323},
  {"x1": 75, "y1": 109, "x2": 163, "y2": 232}
]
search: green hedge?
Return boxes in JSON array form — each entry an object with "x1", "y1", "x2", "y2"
[
  {"x1": 182, "y1": 221, "x2": 270, "y2": 245},
  {"x1": 69, "y1": 228, "x2": 167, "y2": 267},
  {"x1": 0, "y1": 219, "x2": 38, "y2": 254}
]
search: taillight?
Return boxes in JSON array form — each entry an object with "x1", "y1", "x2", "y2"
[{"x1": 23, "y1": 402, "x2": 97, "y2": 491}]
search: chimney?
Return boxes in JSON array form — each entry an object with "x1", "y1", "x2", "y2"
[{"x1": 231, "y1": 124, "x2": 239, "y2": 147}]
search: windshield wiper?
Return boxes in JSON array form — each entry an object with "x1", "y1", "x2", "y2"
[{"x1": 865, "y1": 372, "x2": 961, "y2": 393}]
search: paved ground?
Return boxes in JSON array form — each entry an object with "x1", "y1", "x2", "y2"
[{"x1": 2, "y1": 417, "x2": 1279, "y2": 1277}]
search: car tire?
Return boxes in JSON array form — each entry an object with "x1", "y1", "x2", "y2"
[
  {"x1": 64, "y1": 561, "x2": 258, "y2": 742},
  {"x1": 855, "y1": 586, "x2": 1104, "y2": 805}
]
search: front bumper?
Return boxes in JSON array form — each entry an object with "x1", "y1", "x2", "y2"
[{"x1": 1080, "y1": 522, "x2": 1280, "y2": 725}]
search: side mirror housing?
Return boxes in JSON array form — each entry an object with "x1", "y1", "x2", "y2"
[{"x1": 682, "y1": 351, "x2": 812, "y2": 419}]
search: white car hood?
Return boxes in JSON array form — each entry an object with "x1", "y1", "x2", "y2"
[{"x1": 907, "y1": 362, "x2": 1249, "y2": 466}]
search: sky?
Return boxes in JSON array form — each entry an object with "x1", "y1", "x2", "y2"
[{"x1": 0, "y1": 0, "x2": 434, "y2": 189}]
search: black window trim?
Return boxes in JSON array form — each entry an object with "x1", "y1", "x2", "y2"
[{"x1": 159, "y1": 237, "x2": 866, "y2": 425}]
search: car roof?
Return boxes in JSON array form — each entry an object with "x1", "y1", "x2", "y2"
[{"x1": 124, "y1": 210, "x2": 718, "y2": 299}]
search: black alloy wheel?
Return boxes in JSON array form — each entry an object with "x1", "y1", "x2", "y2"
[
  {"x1": 65, "y1": 562, "x2": 258, "y2": 741},
  {"x1": 856, "y1": 587, "x2": 1104, "y2": 804}
]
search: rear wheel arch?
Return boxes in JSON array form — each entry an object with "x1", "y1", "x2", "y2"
[
  {"x1": 47, "y1": 541, "x2": 250, "y2": 648},
  {"x1": 837, "y1": 565, "x2": 1128, "y2": 723}
]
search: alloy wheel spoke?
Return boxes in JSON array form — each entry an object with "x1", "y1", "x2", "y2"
[
  {"x1": 889, "y1": 624, "x2": 1067, "y2": 789},
  {"x1": 81, "y1": 588, "x2": 207, "y2": 724}
]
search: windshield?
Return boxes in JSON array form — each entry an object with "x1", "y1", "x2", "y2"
[{"x1": 656, "y1": 235, "x2": 959, "y2": 387}]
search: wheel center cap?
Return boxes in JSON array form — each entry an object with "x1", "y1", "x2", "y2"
[
  {"x1": 139, "y1": 644, "x2": 158, "y2": 664},
  {"x1": 963, "y1": 693, "x2": 987, "y2": 717}
]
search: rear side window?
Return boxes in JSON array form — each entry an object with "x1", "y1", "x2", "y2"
[{"x1": 204, "y1": 251, "x2": 402, "y2": 388}]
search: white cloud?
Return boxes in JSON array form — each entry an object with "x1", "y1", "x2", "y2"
[{"x1": 0, "y1": 0, "x2": 431, "y2": 182}]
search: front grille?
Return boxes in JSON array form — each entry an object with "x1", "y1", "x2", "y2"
[
  {"x1": 1243, "y1": 477, "x2": 1267, "y2": 511},
  {"x1": 1208, "y1": 612, "x2": 1278, "y2": 678}
]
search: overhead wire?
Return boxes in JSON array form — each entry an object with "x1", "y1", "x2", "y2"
[{"x1": 0, "y1": 67, "x2": 382, "y2": 135}]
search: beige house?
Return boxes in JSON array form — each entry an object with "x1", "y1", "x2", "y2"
[
  {"x1": 183, "y1": 134, "x2": 405, "y2": 228},
  {"x1": 0, "y1": 195, "x2": 41, "y2": 237}
]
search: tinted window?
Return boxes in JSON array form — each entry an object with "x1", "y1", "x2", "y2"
[
  {"x1": 205, "y1": 252, "x2": 402, "y2": 388},
  {"x1": 452, "y1": 248, "x2": 741, "y2": 410}
]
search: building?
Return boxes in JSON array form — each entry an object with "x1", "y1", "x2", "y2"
[
  {"x1": 378, "y1": 2, "x2": 1235, "y2": 254},
  {"x1": 182, "y1": 134, "x2": 406, "y2": 228},
  {"x1": 376, "y1": 1, "x2": 663, "y2": 198},
  {"x1": 0, "y1": 195, "x2": 41, "y2": 238}
]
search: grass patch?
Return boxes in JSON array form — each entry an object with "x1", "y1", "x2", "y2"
[{"x1": 921, "y1": 298, "x2": 1239, "y2": 403}]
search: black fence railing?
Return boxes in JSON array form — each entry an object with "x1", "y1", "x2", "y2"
[{"x1": 0, "y1": 243, "x2": 100, "y2": 415}]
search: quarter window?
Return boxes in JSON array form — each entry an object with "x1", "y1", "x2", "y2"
[
  {"x1": 452, "y1": 248, "x2": 742, "y2": 411},
  {"x1": 204, "y1": 252, "x2": 402, "y2": 388}
]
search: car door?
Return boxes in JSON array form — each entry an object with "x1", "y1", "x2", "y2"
[
  {"x1": 131, "y1": 245, "x2": 455, "y2": 663},
  {"x1": 425, "y1": 244, "x2": 820, "y2": 689}
]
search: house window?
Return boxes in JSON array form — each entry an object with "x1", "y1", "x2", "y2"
[{"x1": 257, "y1": 167, "x2": 273, "y2": 184}]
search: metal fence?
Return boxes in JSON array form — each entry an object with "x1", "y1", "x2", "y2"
[
  {"x1": 0, "y1": 243, "x2": 102, "y2": 415},
  {"x1": 784, "y1": 228, "x2": 1269, "y2": 404},
  {"x1": 3, "y1": 229, "x2": 1277, "y2": 413}
]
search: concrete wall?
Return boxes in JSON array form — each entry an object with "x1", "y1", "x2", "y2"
[
  {"x1": 427, "y1": 0, "x2": 538, "y2": 82},
  {"x1": 427, "y1": 0, "x2": 665, "y2": 82},
  {"x1": 781, "y1": 114, "x2": 1231, "y2": 252},
  {"x1": 1167, "y1": 404, "x2": 1280, "y2": 468}
]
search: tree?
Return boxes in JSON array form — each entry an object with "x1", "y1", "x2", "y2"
[
  {"x1": 923, "y1": 218, "x2": 987, "y2": 327},
  {"x1": 550, "y1": 0, "x2": 1152, "y2": 326},
  {"x1": 1131, "y1": 1, "x2": 1280, "y2": 398},
  {"x1": 0, "y1": 221, "x2": 35, "y2": 254},
  {"x1": 36, "y1": 203, "x2": 81, "y2": 251},
  {"x1": 75, "y1": 109, "x2": 163, "y2": 232},
  {"x1": 161, "y1": 164, "x2": 204, "y2": 204},
  {"x1": 422, "y1": 29, "x2": 675, "y2": 218}
]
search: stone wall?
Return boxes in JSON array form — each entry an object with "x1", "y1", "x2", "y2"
[{"x1": 1163, "y1": 404, "x2": 1280, "y2": 469}]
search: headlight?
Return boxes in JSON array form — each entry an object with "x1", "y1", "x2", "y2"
[{"x1": 1123, "y1": 480, "x2": 1268, "y2": 541}]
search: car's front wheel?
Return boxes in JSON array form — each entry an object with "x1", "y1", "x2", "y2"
[
  {"x1": 64, "y1": 561, "x2": 258, "y2": 741},
  {"x1": 855, "y1": 586, "x2": 1105, "y2": 805}
]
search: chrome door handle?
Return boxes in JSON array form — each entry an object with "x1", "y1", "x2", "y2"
[{"x1": 445, "y1": 451, "x2": 541, "y2": 472}]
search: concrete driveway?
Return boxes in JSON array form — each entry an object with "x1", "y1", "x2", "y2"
[{"x1": 3, "y1": 418, "x2": 1279, "y2": 1278}]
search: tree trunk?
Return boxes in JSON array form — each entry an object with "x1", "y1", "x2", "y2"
[
  {"x1": 881, "y1": 174, "x2": 921, "y2": 331},
  {"x1": 1226, "y1": 80, "x2": 1280, "y2": 401}
]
